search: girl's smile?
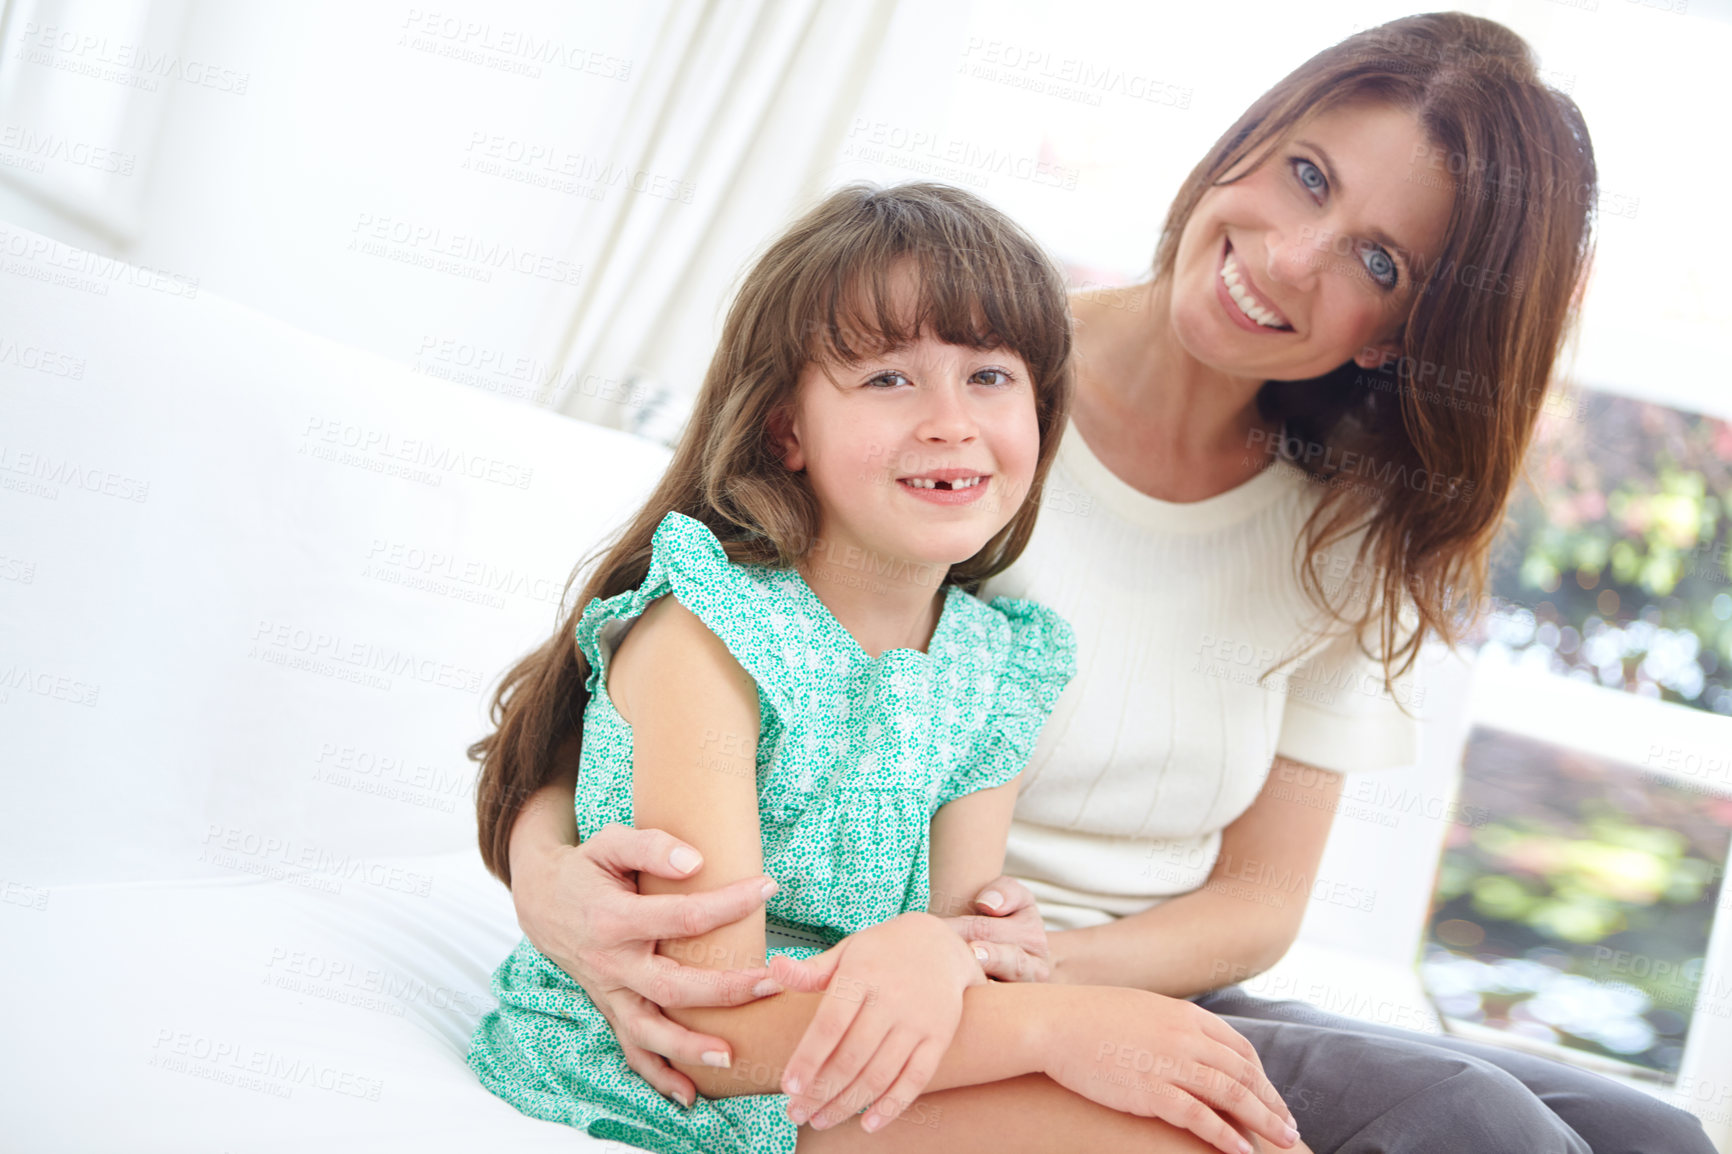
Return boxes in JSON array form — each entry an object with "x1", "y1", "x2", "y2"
[{"x1": 896, "y1": 467, "x2": 993, "y2": 505}]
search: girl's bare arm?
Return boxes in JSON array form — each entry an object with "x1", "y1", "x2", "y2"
[{"x1": 926, "y1": 778, "x2": 1022, "y2": 919}]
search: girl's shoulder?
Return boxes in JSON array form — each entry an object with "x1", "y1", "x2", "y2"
[{"x1": 575, "y1": 511, "x2": 823, "y2": 708}]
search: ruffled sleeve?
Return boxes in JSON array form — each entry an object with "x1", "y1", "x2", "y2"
[
  {"x1": 936, "y1": 596, "x2": 1077, "y2": 808},
  {"x1": 574, "y1": 511, "x2": 794, "y2": 715}
]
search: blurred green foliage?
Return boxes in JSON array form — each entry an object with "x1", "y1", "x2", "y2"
[
  {"x1": 1488, "y1": 394, "x2": 1732, "y2": 711},
  {"x1": 1426, "y1": 728, "x2": 1729, "y2": 1074}
]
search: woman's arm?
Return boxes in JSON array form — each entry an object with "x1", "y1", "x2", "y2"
[
  {"x1": 506, "y1": 750, "x2": 581, "y2": 882},
  {"x1": 1047, "y1": 759, "x2": 1343, "y2": 997}
]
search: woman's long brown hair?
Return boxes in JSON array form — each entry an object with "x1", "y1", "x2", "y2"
[
  {"x1": 1152, "y1": 12, "x2": 1597, "y2": 689},
  {"x1": 472, "y1": 182, "x2": 1074, "y2": 884}
]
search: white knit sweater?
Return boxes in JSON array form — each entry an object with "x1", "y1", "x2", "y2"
[{"x1": 977, "y1": 421, "x2": 1421, "y2": 931}]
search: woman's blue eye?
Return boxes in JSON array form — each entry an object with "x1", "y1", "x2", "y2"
[
  {"x1": 1361, "y1": 246, "x2": 1399, "y2": 289},
  {"x1": 1294, "y1": 158, "x2": 1327, "y2": 194}
]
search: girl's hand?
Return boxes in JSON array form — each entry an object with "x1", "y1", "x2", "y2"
[
  {"x1": 513, "y1": 823, "x2": 782, "y2": 1108},
  {"x1": 937, "y1": 874, "x2": 1052, "y2": 982},
  {"x1": 765, "y1": 912, "x2": 985, "y2": 1133},
  {"x1": 1038, "y1": 986, "x2": 1301, "y2": 1154}
]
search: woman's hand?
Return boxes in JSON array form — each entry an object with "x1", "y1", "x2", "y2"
[
  {"x1": 938, "y1": 874, "x2": 1052, "y2": 982},
  {"x1": 764, "y1": 912, "x2": 986, "y2": 1133},
  {"x1": 1037, "y1": 986, "x2": 1300, "y2": 1154},
  {"x1": 513, "y1": 823, "x2": 782, "y2": 1108}
]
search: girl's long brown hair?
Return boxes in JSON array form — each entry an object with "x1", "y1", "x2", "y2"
[
  {"x1": 472, "y1": 182, "x2": 1074, "y2": 883},
  {"x1": 1152, "y1": 12, "x2": 1597, "y2": 687}
]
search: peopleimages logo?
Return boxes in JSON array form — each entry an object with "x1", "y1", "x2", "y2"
[
  {"x1": 397, "y1": 10, "x2": 632, "y2": 80},
  {"x1": 0, "y1": 665, "x2": 101, "y2": 707},
  {"x1": 0, "y1": 225, "x2": 199, "y2": 298},
  {"x1": 347, "y1": 214, "x2": 582, "y2": 286},
  {"x1": 843, "y1": 119, "x2": 1081, "y2": 191},
  {"x1": 16, "y1": 21, "x2": 252, "y2": 94},
  {"x1": 0, "y1": 124, "x2": 135, "y2": 175},
  {"x1": 148, "y1": 1028, "x2": 384, "y2": 1101},
  {"x1": 0, "y1": 445, "x2": 150, "y2": 503},
  {"x1": 248, "y1": 618, "x2": 487, "y2": 695},
  {"x1": 0, "y1": 336, "x2": 85, "y2": 379},
  {"x1": 300, "y1": 417, "x2": 535, "y2": 490},
  {"x1": 362, "y1": 539, "x2": 565, "y2": 608},
  {"x1": 200, "y1": 824, "x2": 435, "y2": 898}
]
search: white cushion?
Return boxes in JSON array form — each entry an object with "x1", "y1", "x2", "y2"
[
  {"x1": 1, "y1": 221, "x2": 667, "y2": 1149},
  {"x1": 2, "y1": 853, "x2": 609, "y2": 1152}
]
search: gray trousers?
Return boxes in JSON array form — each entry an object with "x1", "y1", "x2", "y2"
[{"x1": 1193, "y1": 986, "x2": 1716, "y2": 1154}]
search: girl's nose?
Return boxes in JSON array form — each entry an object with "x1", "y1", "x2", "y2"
[{"x1": 916, "y1": 382, "x2": 979, "y2": 443}]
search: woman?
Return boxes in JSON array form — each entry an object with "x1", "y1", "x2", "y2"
[{"x1": 480, "y1": 13, "x2": 1714, "y2": 1152}]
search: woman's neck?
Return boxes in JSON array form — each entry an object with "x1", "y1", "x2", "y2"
[
  {"x1": 1084, "y1": 278, "x2": 1269, "y2": 452},
  {"x1": 1071, "y1": 278, "x2": 1279, "y2": 500}
]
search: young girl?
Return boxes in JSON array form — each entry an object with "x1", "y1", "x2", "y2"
[{"x1": 465, "y1": 183, "x2": 1304, "y2": 1154}]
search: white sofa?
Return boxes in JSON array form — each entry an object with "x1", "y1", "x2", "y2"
[{"x1": 0, "y1": 221, "x2": 1461, "y2": 1151}]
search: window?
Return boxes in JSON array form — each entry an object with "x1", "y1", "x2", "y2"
[{"x1": 1422, "y1": 394, "x2": 1732, "y2": 1096}]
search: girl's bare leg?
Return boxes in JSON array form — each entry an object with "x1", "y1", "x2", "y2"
[{"x1": 795, "y1": 1072, "x2": 1316, "y2": 1154}]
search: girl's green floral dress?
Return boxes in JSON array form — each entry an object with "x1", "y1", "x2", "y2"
[{"x1": 467, "y1": 511, "x2": 1077, "y2": 1154}]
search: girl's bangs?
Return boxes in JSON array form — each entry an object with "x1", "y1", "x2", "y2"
[{"x1": 799, "y1": 235, "x2": 1053, "y2": 372}]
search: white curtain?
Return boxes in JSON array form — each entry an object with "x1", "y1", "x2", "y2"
[{"x1": 550, "y1": 0, "x2": 900, "y2": 434}]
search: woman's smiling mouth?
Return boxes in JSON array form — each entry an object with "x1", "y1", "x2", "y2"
[{"x1": 1218, "y1": 240, "x2": 1294, "y2": 332}]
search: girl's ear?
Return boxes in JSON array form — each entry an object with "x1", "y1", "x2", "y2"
[{"x1": 767, "y1": 403, "x2": 805, "y2": 471}]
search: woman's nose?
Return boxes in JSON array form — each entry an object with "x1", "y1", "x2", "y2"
[{"x1": 1266, "y1": 227, "x2": 1322, "y2": 293}]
